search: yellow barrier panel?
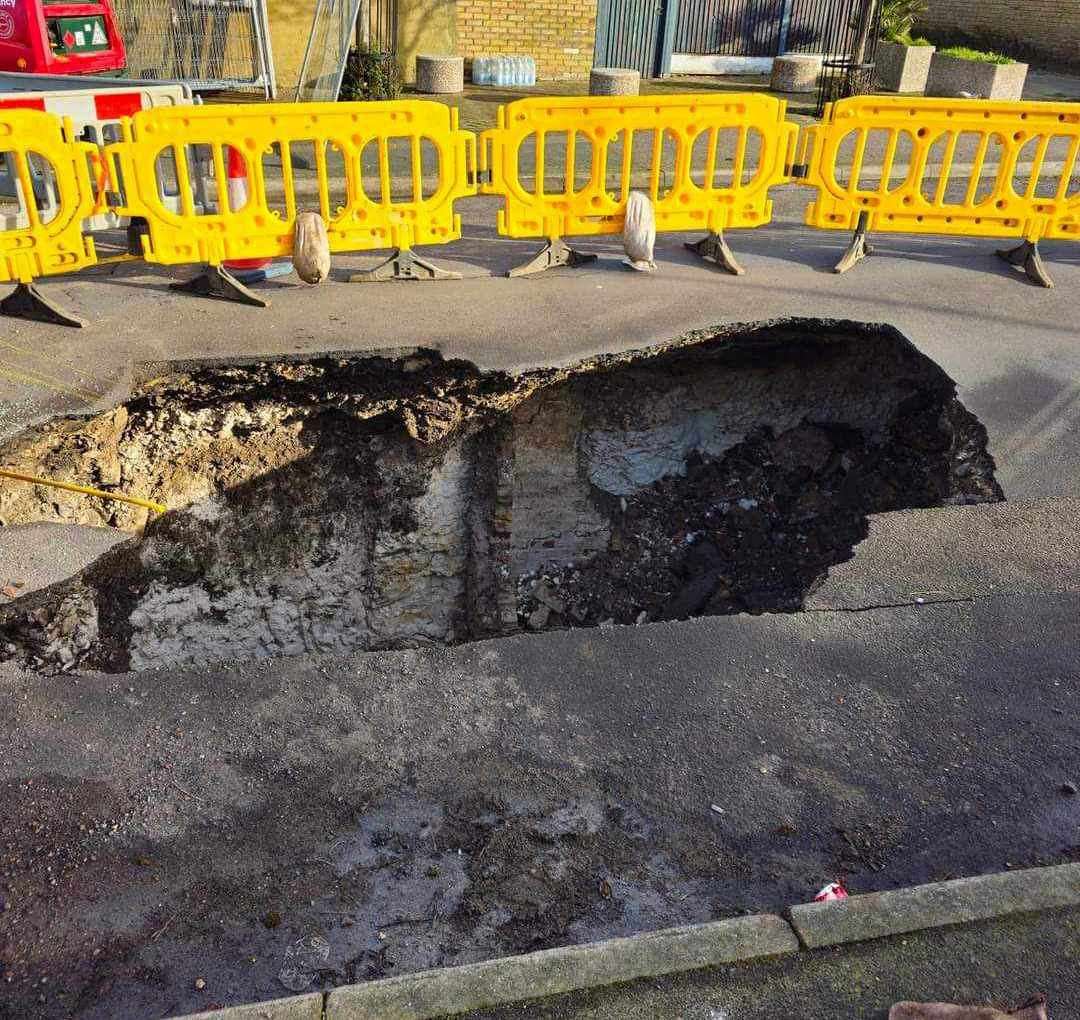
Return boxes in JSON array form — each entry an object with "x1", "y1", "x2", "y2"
[
  {"x1": 799, "y1": 95, "x2": 1080, "y2": 286},
  {"x1": 480, "y1": 93, "x2": 796, "y2": 276},
  {"x1": 0, "y1": 108, "x2": 98, "y2": 326},
  {"x1": 105, "y1": 100, "x2": 477, "y2": 301}
]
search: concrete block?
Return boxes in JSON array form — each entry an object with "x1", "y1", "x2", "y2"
[
  {"x1": 169, "y1": 992, "x2": 323, "y2": 1020},
  {"x1": 790, "y1": 863, "x2": 1080, "y2": 950},
  {"x1": 590, "y1": 67, "x2": 640, "y2": 96},
  {"x1": 876, "y1": 41, "x2": 935, "y2": 93},
  {"x1": 771, "y1": 54, "x2": 822, "y2": 93},
  {"x1": 326, "y1": 914, "x2": 797, "y2": 1019},
  {"x1": 926, "y1": 54, "x2": 1029, "y2": 100}
]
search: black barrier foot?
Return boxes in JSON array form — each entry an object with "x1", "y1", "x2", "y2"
[
  {"x1": 834, "y1": 217, "x2": 874, "y2": 275},
  {"x1": 349, "y1": 249, "x2": 462, "y2": 283},
  {"x1": 996, "y1": 240, "x2": 1054, "y2": 289},
  {"x1": 685, "y1": 231, "x2": 745, "y2": 277},
  {"x1": 0, "y1": 282, "x2": 85, "y2": 328},
  {"x1": 169, "y1": 266, "x2": 269, "y2": 308},
  {"x1": 507, "y1": 237, "x2": 598, "y2": 278}
]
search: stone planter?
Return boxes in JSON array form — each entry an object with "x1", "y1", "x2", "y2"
[
  {"x1": 925, "y1": 54, "x2": 1029, "y2": 100},
  {"x1": 875, "y1": 41, "x2": 935, "y2": 93}
]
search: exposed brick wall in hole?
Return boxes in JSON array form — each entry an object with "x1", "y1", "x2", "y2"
[
  {"x1": 456, "y1": 0, "x2": 599, "y2": 80},
  {"x1": 920, "y1": 0, "x2": 1080, "y2": 68}
]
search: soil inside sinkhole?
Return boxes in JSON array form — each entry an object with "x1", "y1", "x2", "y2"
[{"x1": 0, "y1": 319, "x2": 1002, "y2": 674}]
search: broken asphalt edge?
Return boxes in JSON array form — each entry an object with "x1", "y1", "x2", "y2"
[{"x1": 171, "y1": 861, "x2": 1080, "y2": 1020}]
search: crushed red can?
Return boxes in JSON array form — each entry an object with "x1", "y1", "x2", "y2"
[{"x1": 814, "y1": 881, "x2": 849, "y2": 902}]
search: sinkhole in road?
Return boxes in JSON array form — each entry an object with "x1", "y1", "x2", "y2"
[{"x1": 0, "y1": 320, "x2": 1002, "y2": 673}]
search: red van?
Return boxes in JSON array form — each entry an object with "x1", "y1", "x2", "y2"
[{"x1": 0, "y1": 0, "x2": 126, "y2": 76}]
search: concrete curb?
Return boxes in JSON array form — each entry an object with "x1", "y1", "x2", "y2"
[
  {"x1": 789, "y1": 861, "x2": 1080, "y2": 950},
  {"x1": 325, "y1": 914, "x2": 796, "y2": 1019},
  {"x1": 170, "y1": 862, "x2": 1080, "y2": 1020},
  {"x1": 175, "y1": 992, "x2": 323, "y2": 1019}
]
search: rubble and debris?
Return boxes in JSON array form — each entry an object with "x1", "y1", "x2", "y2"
[
  {"x1": 278, "y1": 933, "x2": 331, "y2": 992},
  {"x1": 0, "y1": 585, "x2": 98, "y2": 673},
  {"x1": 814, "y1": 881, "x2": 849, "y2": 902}
]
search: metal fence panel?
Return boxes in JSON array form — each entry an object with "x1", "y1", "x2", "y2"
[
  {"x1": 294, "y1": 0, "x2": 363, "y2": 103},
  {"x1": 595, "y1": 0, "x2": 668, "y2": 78},
  {"x1": 112, "y1": 0, "x2": 277, "y2": 97}
]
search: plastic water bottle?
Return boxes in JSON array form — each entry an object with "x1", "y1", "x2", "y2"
[{"x1": 474, "y1": 56, "x2": 489, "y2": 85}]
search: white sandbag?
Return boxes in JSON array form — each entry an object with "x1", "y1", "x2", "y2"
[
  {"x1": 622, "y1": 190, "x2": 657, "y2": 272},
  {"x1": 293, "y1": 211, "x2": 331, "y2": 285}
]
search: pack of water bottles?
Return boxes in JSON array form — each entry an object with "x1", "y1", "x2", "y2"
[{"x1": 471, "y1": 55, "x2": 537, "y2": 87}]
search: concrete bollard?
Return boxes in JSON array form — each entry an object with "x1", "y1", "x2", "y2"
[
  {"x1": 770, "y1": 54, "x2": 823, "y2": 93},
  {"x1": 590, "y1": 67, "x2": 641, "y2": 96},
  {"x1": 416, "y1": 54, "x2": 465, "y2": 95}
]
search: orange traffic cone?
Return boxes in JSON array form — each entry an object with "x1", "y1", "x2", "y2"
[{"x1": 222, "y1": 146, "x2": 272, "y2": 276}]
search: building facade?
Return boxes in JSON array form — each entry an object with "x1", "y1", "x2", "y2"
[{"x1": 455, "y1": 0, "x2": 600, "y2": 79}]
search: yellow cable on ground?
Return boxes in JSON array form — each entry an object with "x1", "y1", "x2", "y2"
[{"x1": 0, "y1": 469, "x2": 166, "y2": 515}]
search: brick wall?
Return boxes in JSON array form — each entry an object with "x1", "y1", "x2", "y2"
[
  {"x1": 921, "y1": 0, "x2": 1080, "y2": 68},
  {"x1": 456, "y1": 0, "x2": 599, "y2": 80}
]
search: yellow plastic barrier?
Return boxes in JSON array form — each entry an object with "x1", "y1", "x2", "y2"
[
  {"x1": 480, "y1": 93, "x2": 796, "y2": 276},
  {"x1": 105, "y1": 100, "x2": 477, "y2": 300},
  {"x1": 799, "y1": 95, "x2": 1080, "y2": 285},
  {"x1": 0, "y1": 107, "x2": 98, "y2": 326}
]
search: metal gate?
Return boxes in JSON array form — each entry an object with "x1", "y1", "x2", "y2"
[
  {"x1": 366, "y1": 0, "x2": 397, "y2": 52},
  {"x1": 594, "y1": 0, "x2": 673, "y2": 78},
  {"x1": 671, "y1": 0, "x2": 878, "y2": 62},
  {"x1": 673, "y1": 0, "x2": 786, "y2": 57}
]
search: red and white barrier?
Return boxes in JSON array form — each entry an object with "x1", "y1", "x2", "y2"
[{"x1": 0, "y1": 82, "x2": 192, "y2": 229}]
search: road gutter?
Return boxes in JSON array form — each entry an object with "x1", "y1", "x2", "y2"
[{"x1": 169, "y1": 864, "x2": 1080, "y2": 1019}]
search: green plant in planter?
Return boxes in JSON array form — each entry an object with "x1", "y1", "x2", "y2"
[
  {"x1": 879, "y1": 0, "x2": 928, "y2": 43},
  {"x1": 936, "y1": 45, "x2": 1013, "y2": 64},
  {"x1": 339, "y1": 45, "x2": 403, "y2": 101}
]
